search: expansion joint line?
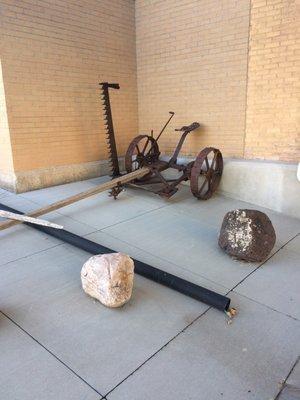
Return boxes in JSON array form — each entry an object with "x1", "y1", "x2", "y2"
[
  {"x1": 0, "y1": 310, "x2": 103, "y2": 398},
  {"x1": 104, "y1": 306, "x2": 212, "y2": 397},
  {"x1": 274, "y1": 356, "x2": 300, "y2": 400},
  {"x1": 229, "y1": 233, "x2": 300, "y2": 293}
]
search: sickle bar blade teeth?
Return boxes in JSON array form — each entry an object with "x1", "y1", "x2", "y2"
[{"x1": 100, "y1": 81, "x2": 120, "y2": 177}]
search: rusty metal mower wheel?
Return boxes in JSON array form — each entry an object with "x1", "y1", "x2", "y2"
[
  {"x1": 125, "y1": 135, "x2": 160, "y2": 179},
  {"x1": 190, "y1": 147, "x2": 223, "y2": 200}
]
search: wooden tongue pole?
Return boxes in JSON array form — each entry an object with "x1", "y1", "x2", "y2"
[{"x1": 0, "y1": 167, "x2": 150, "y2": 231}]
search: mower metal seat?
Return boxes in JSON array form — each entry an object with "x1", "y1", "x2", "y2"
[{"x1": 175, "y1": 122, "x2": 200, "y2": 133}]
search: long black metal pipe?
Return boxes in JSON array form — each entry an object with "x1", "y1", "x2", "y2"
[{"x1": 0, "y1": 203, "x2": 230, "y2": 311}]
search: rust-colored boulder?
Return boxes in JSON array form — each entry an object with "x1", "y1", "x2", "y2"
[{"x1": 218, "y1": 209, "x2": 276, "y2": 262}]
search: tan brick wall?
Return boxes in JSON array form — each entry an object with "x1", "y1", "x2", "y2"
[
  {"x1": 135, "y1": 0, "x2": 299, "y2": 163},
  {"x1": 135, "y1": 0, "x2": 251, "y2": 159},
  {"x1": 0, "y1": 60, "x2": 14, "y2": 174},
  {"x1": 245, "y1": 0, "x2": 300, "y2": 162},
  {"x1": 0, "y1": 0, "x2": 299, "y2": 192},
  {"x1": 0, "y1": 0, "x2": 138, "y2": 173}
]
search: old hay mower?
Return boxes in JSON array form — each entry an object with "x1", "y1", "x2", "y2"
[
  {"x1": 99, "y1": 82, "x2": 223, "y2": 200},
  {"x1": 125, "y1": 116, "x2": 223, "y2": 200}
]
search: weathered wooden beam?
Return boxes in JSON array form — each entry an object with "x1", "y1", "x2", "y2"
[
  {"x1": 0, "y1": 168, "x2": 150, "y2": 231},
  {"x1": 0, "y1": 210, "x2": 64, "y2": 229}
]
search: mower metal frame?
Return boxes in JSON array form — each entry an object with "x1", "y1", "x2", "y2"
[{"x1": 132, "y1": 123, "x2": 200, "y2": 198}]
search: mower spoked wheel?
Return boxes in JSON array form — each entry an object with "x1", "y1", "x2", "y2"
[
  {"x1": 125, "y1": 135, "x2": 160, "y2": 178},
  {"x1": 190, "y1": 147, "x2": 223, "y2": 200}
]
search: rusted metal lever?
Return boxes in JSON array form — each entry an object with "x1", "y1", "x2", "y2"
[{"x1": 155, "y1": 111, "x2": 175, "y2": 142}]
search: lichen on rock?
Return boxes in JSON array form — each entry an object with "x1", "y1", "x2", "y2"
[
  {"x1": 226, "y1": 210, "x2": 253, "y2": 252},
  {"x1": 218, "y1": 209, "x2": 276, "y2": 262}
]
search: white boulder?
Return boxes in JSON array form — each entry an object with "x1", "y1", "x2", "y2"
[{"x1": 81, "y1": 253, "x2": 134, "y2": 307}]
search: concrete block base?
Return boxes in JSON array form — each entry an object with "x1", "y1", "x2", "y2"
[
  {"x1": 0, "y1": 157, "x2": 299, "y2": 219},
  {"x1": 177, "y1": 157, "x2": 299, "y2": 219},
  {"x1": 219, "y1": 159, "x2": 300, "y2": 219},
  {"x1": 0, "y1": 158, "x2": 125, "y2": 193}
]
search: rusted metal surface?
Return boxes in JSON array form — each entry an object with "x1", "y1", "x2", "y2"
[
  {"x1": 155, "y1": 111, "x2": 175, "y2": 141},
  {"x1": 125, "y1": 135, "x2": 160, "y2": 177},
  {"x1": 124, "y1": 117, "x2": 223, "y2": 200},
  {"x1": 190, "y1": 147, "x2": 223, "y2": 200},
  {"x1": 100, "y1": 82, "x2": 120, "y2": 177},
  {"x1": 109, "y1": 182, "x2": 124, "y2": 200}
]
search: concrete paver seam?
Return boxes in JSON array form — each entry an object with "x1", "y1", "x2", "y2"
[
  {"x1": 275, "y1": 356, "x2": 300, "y2": 400},
  {"x1": 0, "y1": 243, "x2": 63, "y2": 269},
  {"x1": 104, "y1": 306, "x2": 212, "y2": 397},
  {"x1": 228, "y1": 233, "x2": 300, "y2": 294},
  {"x1": 99, "y1": 203, "x2": 171, "y2": 232},
  {"x1": 0, "y1": 310, "x2": 103, "y2": 398},
  {"x1": 98, "y1": 229, "x2": 230, "y2": 290},
  {"x1": 231, "y1": 291, "x2": 300, "y2": 322}
]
